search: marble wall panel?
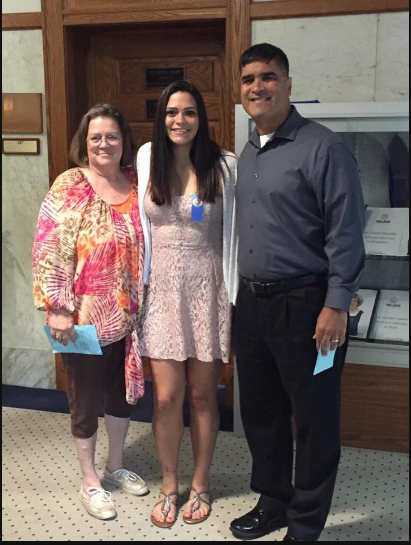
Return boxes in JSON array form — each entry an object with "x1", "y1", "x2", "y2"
[
  {"x1": 2, "y1": 30, "x2": 51, "y2": 387},
  {"x1": 252, "y1": 12, "x2": 409, "y2": 103},
  {"x1": 375, "y1": 13, "x2": 410, "y2": 102},
  {"x1": 2, "y1": 30, "x2": 45, "y2": 91},
  {"x1": 2, "y1": 348, "x2": 56, "y2": 390},
  {"x1": 252, "y1": 15, "x2": 378, "y2": 102},
  {"x1": 2, "y1": 0, "x2": 41, "y2": 13}
]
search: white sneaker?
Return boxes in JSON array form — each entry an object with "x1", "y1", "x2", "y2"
[
  {"x1": 104, "y1": 468, "x2": 149, "y2": 496},
  {"x1": 79, "y1": 487, "x2": 117, "y2": 520}
]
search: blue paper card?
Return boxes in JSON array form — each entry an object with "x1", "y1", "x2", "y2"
[
  {"x1": 313, "y1": 347, "x2": 336, "y2": 376},
  {"x1": 191, "y1": 194, "x2": 204, "y2": 222},
  {"x1": 44, "y1": 325, "x2": 103, "y2": 355}
]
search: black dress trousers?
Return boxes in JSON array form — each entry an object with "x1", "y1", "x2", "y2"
[{"x1": 235, "y1": 282, "x2": 349, "y2": 541}]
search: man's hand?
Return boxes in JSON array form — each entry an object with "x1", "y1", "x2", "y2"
[{"x1": 313, "y1": 307, "x2": 348, "y2": 356}]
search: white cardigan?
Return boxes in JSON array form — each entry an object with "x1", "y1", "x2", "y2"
[{"x1": 136, "y1": 142, "x2": 239, "y2": 304}]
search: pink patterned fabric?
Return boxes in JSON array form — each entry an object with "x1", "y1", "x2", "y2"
[
  {"x1": 32, "y1": 167, "x2": 145, "y2": 404},
  {"x1": 139, "y1": 193, "x2": 231, "y2": 363}
]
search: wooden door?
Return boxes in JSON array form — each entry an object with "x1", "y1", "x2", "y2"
[
  {"x1": 88, "y1": 22, "x2": 229, "y2": 151},
  {"x1": 68, "y1": 22, "x2": 234, "y2": 404}
]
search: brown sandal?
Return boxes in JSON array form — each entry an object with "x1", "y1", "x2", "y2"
[
  {"x1": 151, "y1": 491, "x2": 179, "y2": 529},
  {"x1": 183, "y1": 488, "x2": 211, "y2": 525}
]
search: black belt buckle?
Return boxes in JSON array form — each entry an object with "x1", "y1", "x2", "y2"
[
  {"x1": 248, "y1": 279, "x2": 284, "y2": 295},
  {"x1": 242, "y1": 277, "x2": 257, "y2": 294},
  {"x1": 249, "y1": 280, "x2": 262, "y2": 295}
]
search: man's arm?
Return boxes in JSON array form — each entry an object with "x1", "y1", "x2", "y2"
[
  {"x1": 314, "y1": 141, "x2": 366, "y2": 354},
  {"x1": 321, "y1": 141, "x2": 366, "y2": 311}
]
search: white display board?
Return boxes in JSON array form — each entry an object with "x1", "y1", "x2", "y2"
[
  {"x1": 370, "y1": 290, "x2": 410, "y2": 343},
  {"x1": 364, "y1": 208, "x2": 409, "y2": 257}
]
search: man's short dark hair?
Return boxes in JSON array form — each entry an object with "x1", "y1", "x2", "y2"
[{"x1": 240, "y1": 43, "x2": 290, "y2": 76}]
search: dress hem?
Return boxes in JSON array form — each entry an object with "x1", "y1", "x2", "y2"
[{"x1": 141, "y1": 352, "x2": 229, "y2": 364}]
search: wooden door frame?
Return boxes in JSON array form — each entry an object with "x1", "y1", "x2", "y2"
[
  {"x1": 2, "y1": 12, "x2": 42, "y2": 30},
  {"x1": 41, "y1": 0, "x2": 250, "y2": 181},
  {"x1": 250, "y1": 0, "x2": 409, "y2": 20}
]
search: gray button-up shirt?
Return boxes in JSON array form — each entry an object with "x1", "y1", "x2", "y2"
[{"x1": 236, "y1": 106, "x2": 365, "y2": 312}]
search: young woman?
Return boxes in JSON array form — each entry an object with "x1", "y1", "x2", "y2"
[{"x1": 136, "y1": 81, "x2": 238, "y2": 528}]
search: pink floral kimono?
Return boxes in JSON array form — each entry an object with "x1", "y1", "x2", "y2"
[{"x1": 32, "y1": 167, "x2": 145, "y2": 404}]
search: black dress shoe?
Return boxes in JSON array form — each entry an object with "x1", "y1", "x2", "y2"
[{"x1": 230, "y1": 506, "x2": 287, "y2": 540}]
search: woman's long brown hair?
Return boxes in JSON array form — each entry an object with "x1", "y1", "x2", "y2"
[{"x1": 150, "y1": 80, "x2": 225, "y2": 206}]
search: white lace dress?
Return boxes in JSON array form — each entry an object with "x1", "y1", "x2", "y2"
[{"x1": 139, "y1": 193, "x2": 231, "y2": 363}]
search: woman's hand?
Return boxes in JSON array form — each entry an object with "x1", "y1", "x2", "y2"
[{"x1": 49, "y1": 309, "x2": 76, "y2": 346}]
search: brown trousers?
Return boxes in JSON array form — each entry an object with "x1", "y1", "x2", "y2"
[{"x1": 62, "y1": 338, "x2": 133, "y2": 438}]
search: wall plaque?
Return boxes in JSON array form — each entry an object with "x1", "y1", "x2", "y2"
[
  {"x1": 2, "y1": 138, "x2": 40, "y2": 155},
  {"x1": 146, "y1": 100, "x2": 159, "y2": 120},
  {"x1": 2, "y1": 93, "x2": 43, "y2": 133},
  {"x1": 146, "y1": 68, "x2": 185, "y2": 89}
]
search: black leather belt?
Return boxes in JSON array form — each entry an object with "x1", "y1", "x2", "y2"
[{"x1": 241, "y1": 274, "x2": 327, "y2": 295}]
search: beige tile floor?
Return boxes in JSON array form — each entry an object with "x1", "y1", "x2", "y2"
[{"x1": 2, "y1": 407, "x2": 409, "y2": 541}]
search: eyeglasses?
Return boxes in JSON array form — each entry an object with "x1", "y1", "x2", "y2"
[{"x1": 86, "y1": 134, "x2": 122, "y2": 146}]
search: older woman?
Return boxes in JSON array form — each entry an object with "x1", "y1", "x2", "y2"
[{"x1": 32, "y1": 104, "x2": 148, "y2": 520}]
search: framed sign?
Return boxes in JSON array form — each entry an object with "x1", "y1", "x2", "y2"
[
  {"x1": 146, "y1": 68, "x2": 185, "y2": 89},
  {"x1": 2, "y1": 138, "x2": 40, "y2": 155},
  {"x1": 2, "y1": 93, "x2": 43, "y2": 133}
]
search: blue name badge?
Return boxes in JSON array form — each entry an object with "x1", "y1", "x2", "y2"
[
  {"x1": 313, "y1": 347, "x2": 336, "y2": 376},
  {"x1": 191, "y1": 195, "x2": 204, "y2": 222}
]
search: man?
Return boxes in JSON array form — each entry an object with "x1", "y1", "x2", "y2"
[{"x1": 230, "y1": 44, "x2": 365, "y2": 542}]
